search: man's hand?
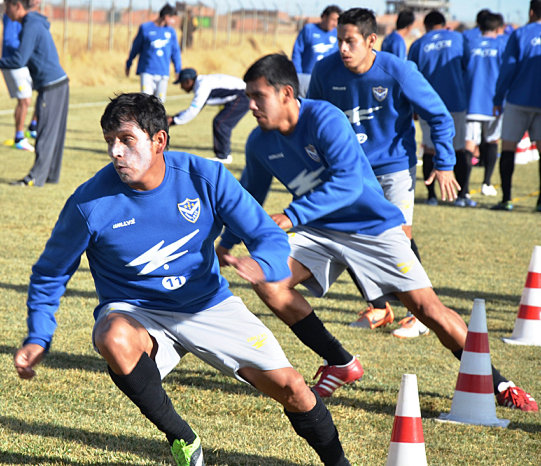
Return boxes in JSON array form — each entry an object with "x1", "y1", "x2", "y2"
[
  {"x1": 270, "y1": 213, "x2": 293, "y2": 230},
  {"x1": 425, "y1": 169, "x2": 460, "y2": 201},
  {"x1": 125, "y1": 67, "x2": 130, "y2": 77},
  {"x1": 216, "y1": 245, "x2": 230, "y2": 267},
  {"x1": 222, "y1": 255, "x2": 266, "y2": 285},
  {"x1": 493, "y1": 105, "x2": 502, "y2": 117},
  {"x1": 14, "y1": 343, "x2": 45, "y2": 380},
  {"x1": 167, "y1": 116, "x2": 174, "y2": 126}
]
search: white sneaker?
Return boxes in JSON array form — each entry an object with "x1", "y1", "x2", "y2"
[
  {"x1": 210, "y1": 155, "x2": 232, "y2": 164},
  {"x1": 391, "y1": 315, "x2": 430, "y2": 339},
  {"x1": 481, "y1": 184, "x2": 497, "y2": 196},
  {"x1": 14, "y1": 138, "x2": 35, "y2": 152}
]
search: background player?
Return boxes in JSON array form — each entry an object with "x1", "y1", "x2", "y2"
[
  {"x1": 168, "y1": 67, "x2": 250, "y2": 164},
  {"x1": 380, "y1": 8, "x2": 415, "y2": 60},
  {"x1": 126, "y1": 3, "x2": 181, "y2": 103},
  {"x1": 13, "y1": 92, "x2": 351, "y2": 466}
]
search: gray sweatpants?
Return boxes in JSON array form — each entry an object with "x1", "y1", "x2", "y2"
[{"x1": 30, "y1": 79, "x2": 69, "y2": 186}]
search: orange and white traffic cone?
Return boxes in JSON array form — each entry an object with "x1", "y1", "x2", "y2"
[
  {"x1": 503, "y1": 245, "x2": 541, "y2": 346},
  {"x1": 438, "y1": 299, "x2": 509, "y2": 427},
  {"x1": 386, "y1": 374, "x2": 427, "y2": 466}
]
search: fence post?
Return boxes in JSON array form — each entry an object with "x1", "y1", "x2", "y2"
[
  {"x1": 87, "y1": 0, "x2": 93, "y2": 50},
  {"x1": 63, "y1": 0, "x2": 68, "y2": 56},
  {"x1": 128, "y1": 0, "x2": 133, "y2": 52},
  {"x1": 109, "y1": 0, "x2": 115, "y2": 51}
]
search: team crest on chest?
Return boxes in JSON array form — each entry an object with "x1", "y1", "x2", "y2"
[
  {"x1": 178, "y1": 198, "x2": 201, "y2": 223},
  {"x1": 304, "y1": 144, "x2": 321, "y2": 163},
  {"x1": 372, "y1": 86, "x2": 388, "y2": 102}
]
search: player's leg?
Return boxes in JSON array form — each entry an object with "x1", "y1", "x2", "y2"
[
  {"x1": 529, "y1": 112, "x2": 541, "y2": 211},
  {"x1": 212, "y1": 96, "x2": 249, "y2": 161},
  {"x1": 140, "y1": 72, "x2": 157, "y2": 97},
  {"x1": 240, "y1": 366, "x2": 350, "y2": 466},
  {"x1": 452, "y1": 112, "x2": 475, "y2": 206},
  {"x1": 44, "y1": 82, "x2": 69, "y2": 184},
  {"x1": 3, "y1": 67, "x2": 34, "y2": 151},
  {"x1": 93, "y1": 306, "x2": 198, "y2": 451},
  {"x1": 419, "y1": 119, "x2": 437, "y2": 203}
]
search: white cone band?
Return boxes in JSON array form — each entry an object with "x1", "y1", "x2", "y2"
[
  {"x1": 528, "y1": 245, "x2": 541, "y2": 272},
  {"x1": 503, "y1": 318, "x2": 541, "y2": 346},
  {"x1": 386, "y1": 443, "x2": 427, "y2": 466},
  {"x1": 395, "y1": 374, "x2": 421, "y2": 417},
  {"x1": 458, "y1": 351, "x2": 492, "y2": 375},
  {"x1": 468, "y1": 299, "x2": 488, "y2": 332},
  {"x1": 521, "y1": 287, "x2": 541, "y2": 305}
]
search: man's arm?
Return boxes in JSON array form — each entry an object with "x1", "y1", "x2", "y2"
[
  {"x1": 170, "y1": 28, "x2": 182, "y2": 75},
  {"x1": 171, "y1": 79, "x2": 210, "y2": 125},
  {"x1": 493, "y1": 32, "x2": 518, "y2": 108},
  {"x1": 126, "y1": 25, "x2": 144, "y2": 75},
  {"x1": 291, "y1": 28, "x2": 306, "y2": 73},
  {"x1": 0, "y1": 20, "x2": 38, "y2": 69}
]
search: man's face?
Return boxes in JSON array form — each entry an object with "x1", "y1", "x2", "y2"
[
  {"x1": 337, "y1": 24, "x2": 375, "y2": 73},
  {"x1": 320, "y1": 12, "x2": 339, "y2": 32},
  {"x1": 180, "y1": 78, "x2": 195, "y2": 92},
  {"x1": 163, "y1": 14, "x2": 177, "y2": 27},
  {"x1": 103, "y1": 121, "x2": 163, "y2": 190},
  {"x1": 245, "y1": 76, "x2": 287, "y2": 132},
  {"x1": 4, "y1": 1, "x2": 23, "y2": 21}
]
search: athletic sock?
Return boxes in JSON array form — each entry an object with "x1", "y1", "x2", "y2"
[
  {"x1": 29, "y1": 120, "x2": 37, "y2": 131},
  {"x1": 454, "y1": 150, "x2": 473, "y2": 197},
  {"x1": 285, "y1": 389, "x2": 348, "y2": 466},
  {"x1": 368, "y1": 297, "x2": 388, "y2": 309},
  {"x1": 483, "y1": 142, "x2": 498, "y2": 186},
  {"x1": 15, "y1": 130, "x2": 24, "y2": 142},
  {"x1": 422, "y1": 152, "x2": 436, "y2": 199},
  {"x1": 499, "y1": 150, "x2": 515, "y2": 202},
  {"x1": 290, "y1": 311, "x2": 353, "y2": 366},
  {"x1": 410, "y1": 237, "x2": 421, "y2": 262},
  {"x1": 108, "y1": 353, "x2": 196, "y2": 445},
  {"x1": 451, "y1": 349, "x2": 508, "y2": 394}
]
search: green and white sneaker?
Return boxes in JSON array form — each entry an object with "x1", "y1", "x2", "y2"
[{"x1": 171, "y1": 434, "x2": 204, "y2": 466}]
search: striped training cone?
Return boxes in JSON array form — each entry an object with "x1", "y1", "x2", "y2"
[
  {"x1": 438, "y1": 299, "x2": 510, "y2": 427},
  {"x1": 503, "y1": 245, "x2": 541, "y2": 346},
  {"x1": 386, "y1": 374, "x2": 427, "y2": 466}
]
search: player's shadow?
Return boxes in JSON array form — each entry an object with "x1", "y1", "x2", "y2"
[{"x1": 0, "y1": 415, "x2": 302, "y2": 465}]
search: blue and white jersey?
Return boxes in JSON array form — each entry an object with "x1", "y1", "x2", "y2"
[
  {"x1": 408, "y1": 29, "x2": 467, "y2": 112},
  {"x1": 2, "y1": 14, "x2": 22, "y2": 57},
  {"x1": 381, "y1": 31, "x2": 407, "y2": 60},
  {"x1": 465, "y1": 35, "x2": 506, "y2": 117},
  {"x1": 292, "y1": 22, "x2": 338, "y2": 74},
  {"x1": 172, "y1": 74, "x2": 247, "y2": 125},
  {"x1": 219, "y1": 99, "x2": 405, "y2": 250},
  {"x1": 25, "y1": 152, "x2": 291, "y2": 350},
  {"x1": 126, "y1": 21, "x2": 181, "y2": 77},
  {"x1": 308, "y1": 51, "x2": 455, "y2": 176},
  {"x1": 493, "y1": 21, "x2": 541, "y2": 108}
]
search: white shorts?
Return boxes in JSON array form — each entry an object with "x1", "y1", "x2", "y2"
[
  {"x1": 420, "y1": 111, "x2": 466, "y2": 151},
  {"x1": 140, "y1": 73, "x2": 169, "y2": 103},
  {"x1": 501, "y1": 102, "x2": 541, "y2": 142},
  {"x1": 376, "y1": 166, "x2": 416, "y2": 226},
  {"x1": 92, "y1": 296, "x2": 292, "y2": 381},
  {"x1": 2, "y1": 67, "x2": 33, "y2": 99},
  {"x1": 466, "y1": 116, "x2": 502, "y2": 144},
  {"x1": 288, "y1": 225, "x2": 432, "y2": 301},
  {"x1": 297, "y1": 73, "x2": 311, "y2": 98}
]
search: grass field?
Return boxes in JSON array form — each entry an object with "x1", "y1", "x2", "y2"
[{"x1": 1, "y1": 49, "x2": 540, "y2": 465}]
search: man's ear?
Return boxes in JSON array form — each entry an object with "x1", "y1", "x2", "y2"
[
  {"x1": 282, "y1": 84, "x2": 296, "y2": 101},
  {"x1": 153, "y1": 129, "x2": 168, "y2": 151}
]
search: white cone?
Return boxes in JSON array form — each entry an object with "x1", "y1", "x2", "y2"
[
  {"x1": 386, "y1": 374, "x2": 427, "y2": 466},
  {"x1": 438, "y1": 299, "x2": 509, "y2": 427},
  {"x1": 503, "y1": 245, "x2": 541, "y2": 346}
]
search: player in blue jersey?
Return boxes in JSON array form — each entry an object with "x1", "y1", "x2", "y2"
[
  {"x1": 308, "y1": 8, "x2": 459, "y2": 337},
  {"x1": 126, "y1": 3, "x2": 181, "y2": 103},
  {"x1": 1, "y1": 13, "x2": 35, "y2": 151},
  {"x1": 492, "y1": 0, "x2": 541, "y2": 212},
  {"x1": 292, "y1": 5, "x2": 341, "y2": 97},
  {"x1": 463, "y1": 8, "x2": 491, "y2": 44},
  {"x1": 464, "y1": 12, "x2": 506, "y2": 197},
  {"x1": 168, "y1": 68, "x2": 249, "y2": 164},
  {"x1": 216, "y1": 54, "x2": 537, "y2": 411},
  {"x1": 380, "y1": 8, "x2": 415, "y2": 59},
  {"x1": 13, "y1": 93, "x2": 352, "y2": 466},
  {"x1": 409, "y1": 11, "x2": 474, "y2": 207}
]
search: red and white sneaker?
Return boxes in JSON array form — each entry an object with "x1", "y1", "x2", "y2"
[
  {"x1": 313, "y1": 357, "x2": 364, "y2": 397},
  {"x1": 496, "y1": 382, "x2": 538, "y2": 412}
]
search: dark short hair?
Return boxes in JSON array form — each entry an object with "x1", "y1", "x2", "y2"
[
  {"x1": 475, "y1": 8, "x2": 492, "y2": 25},
  {"x1": 321, "y1": 5, "x2": 342, "y2": 17},
  {"x1": 101, "y1": 93, "x2": 170, "y2": 149},
  {"x1": 480, "y1": 12, "x2": 504, "y2": 32},
  {"x1": 159, "y1": 3, "x2": 177, "y2": 18},
  {"x1": 5, "y1": 0, "x2": 32, "y2": 8},
  {"x1": 338, "y1": 8, "x2": 377, "y2": 38},
  {"x1": 424, "y1": 10, "x2": 446, "y2": 30},
  {"x1": 531, "y1": 0, "x2": 541, "y2": 18},
  {"x1": 243, "y1": 54, "x2": 299, "y2": 99},
  {"x1": 396, "y1": 9, "x2": 415, "y2": 30}
]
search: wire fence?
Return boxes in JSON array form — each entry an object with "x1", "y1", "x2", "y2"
[{"x1": 33, "y1": 0, "x2": 304, "y2": 54}]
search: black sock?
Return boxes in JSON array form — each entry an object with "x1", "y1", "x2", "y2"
[
  {"x1": 108, "y1": 353, "x2": 196, "y2": 445},
  {"x1": 290, "y1": 312, "x2": 353, "y2": 366},
  {"x1": 483, "y1": 143, "x2": 498, "y2": 185},
  {"x1": 368, "y1": 297, "x2": 388, "y2": 309},
  {"x1": 454, "y1": 150, "x2": 473, "y2": 197},
  {"x1": 451, "y1": 349, "x2": 508, "y2": 394},
  {"x1": 422, "y1": 152, "x2": 436, "y2": 198},
  {"x1": 410, "y1": 237, "x2": 421, "y2": 262},
  {"x1": 499, "y1": 150, "x2": 515, "y2": 202},
  {"x1": 285, "y1": 389, "x2": 348, "y2": 466}
]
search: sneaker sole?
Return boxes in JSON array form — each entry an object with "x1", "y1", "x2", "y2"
[{"x1": 392, "y1": 329, "x2": 430, "y2": 339}]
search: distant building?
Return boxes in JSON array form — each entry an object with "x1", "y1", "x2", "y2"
[{"x1": 385, "y1": 0, "x2": 450, "y2": 15}]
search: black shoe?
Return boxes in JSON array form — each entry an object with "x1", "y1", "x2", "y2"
[{"x1": 10, "y1": 175, "x2": 35, "y2": 186}]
